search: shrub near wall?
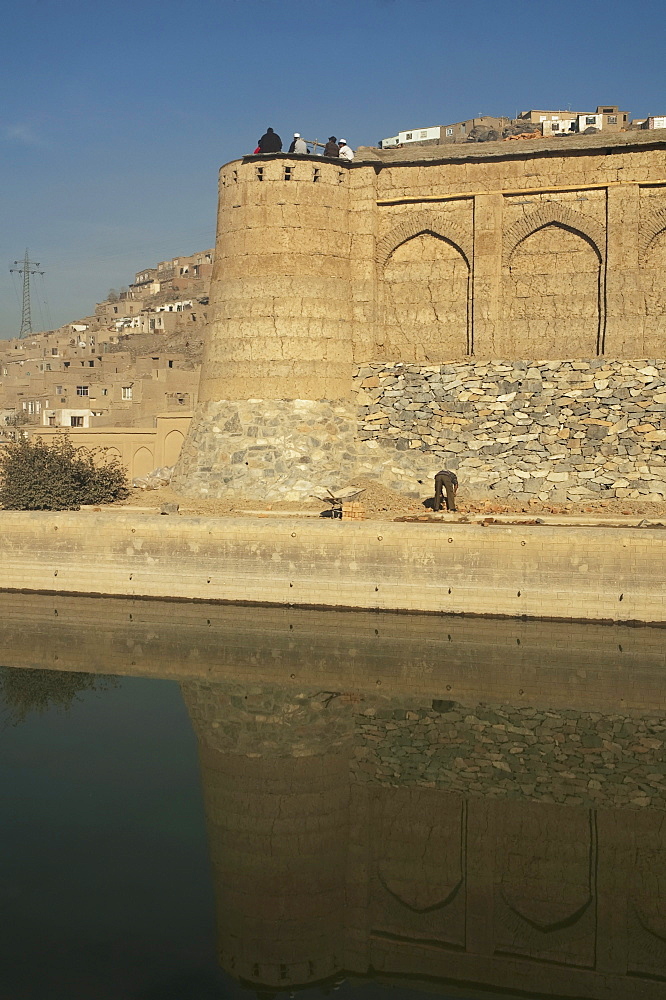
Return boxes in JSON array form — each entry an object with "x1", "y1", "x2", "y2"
[
  {"x1": 0, "y1": 434, "x2": 129, "y2": 510},
  {"x1": 355, "y1": 359, "x2": 666, "y2": 502}
]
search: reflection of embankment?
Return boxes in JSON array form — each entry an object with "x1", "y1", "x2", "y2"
[
  {"x1": 183, "y1": 679, "x2": 666, "y2": 999},
  {"x1": 2, "y1": 592, "x2": 665, "y2": 714}
]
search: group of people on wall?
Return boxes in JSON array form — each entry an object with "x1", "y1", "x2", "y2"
[{"x1": 255, "y1": 128, "x2": 354, "y2": 160}]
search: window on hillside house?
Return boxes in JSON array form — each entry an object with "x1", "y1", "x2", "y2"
[
  {"x1": 122, "y1": 386, "x2": 133, "y2": 400},
  {"x1": 586, "y1": 116, "x2": 596, "y2": 125},
  {"x1": 608, "y1": 116, "x2": 617, "y2": 124},
  {"x1": 70, "y1": 416, "x2": 83, "y2": 427},
  {"x1": 76, "y1": 385, "x2": 89, "y2": 396}
]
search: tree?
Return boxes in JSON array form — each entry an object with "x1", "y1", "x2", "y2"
[
  {"x1": 107, "y1": 288, "x2": 119, "y2": 302},
  {"x1": 0, "y1": 666, "x2": 117, "y2": 728},
  {"x1": 0, "y1": 432, "x2": 130, "y2": 510}
]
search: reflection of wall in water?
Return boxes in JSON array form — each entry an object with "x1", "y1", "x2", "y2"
[
  {"x1": 184, "y1": 680, "x2": 666, "y2": 999},
  {"x1": 182, "y1": 682, "x2": 353, "y2": 989}
]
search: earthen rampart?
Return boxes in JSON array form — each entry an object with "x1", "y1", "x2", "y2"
[{"x1": 173, "y1": 132, "x2": 666, "y2": 500}]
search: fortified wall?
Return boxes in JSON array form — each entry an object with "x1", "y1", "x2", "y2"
[{"x1": 173, "y1": 131, "x2": 666, "y2": 500}]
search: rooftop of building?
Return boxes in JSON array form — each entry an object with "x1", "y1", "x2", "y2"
[{"x1": 354, "y1": 127, "x2": 666, "y2": 166}]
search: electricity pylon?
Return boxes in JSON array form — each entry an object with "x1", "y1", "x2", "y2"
[{"x1": 9, "y1": 250, "x2": 44, "y2": 338}]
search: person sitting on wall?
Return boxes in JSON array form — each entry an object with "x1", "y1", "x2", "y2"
[
  {"x1": 433, "y1": 469, "x2": 458, "y2": 512},
  {"x1": 338, "y1": 138, "x2": 354, "y2": 161},
  {"x1": 288, "y1": 132, "x2": 308, "y2": 154},
  {"x1": 323, "y1": 135, "x2": 339, "y2": 157},
  {"x1": 257, "y1": 127, "x2": 282, "y2": 153}
]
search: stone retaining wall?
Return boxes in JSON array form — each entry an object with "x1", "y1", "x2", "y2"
[
  {"x1": 355, "y1": 358, "x2": 666, "y2": 501},
  {"x1": 1, "y1": 512, "x2": 665, "y2": 621}
]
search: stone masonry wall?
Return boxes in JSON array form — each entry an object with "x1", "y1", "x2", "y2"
[
  {"x1": 352, "y1": 700, "x2": 666, "y2": 810},
  {"x1": 355, "y1": 358, "x2": 666, "y2": 501}
]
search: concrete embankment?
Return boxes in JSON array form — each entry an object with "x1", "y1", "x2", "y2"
[{"x1": 1, "y1": 511, "x2": 664, "y2": 623}]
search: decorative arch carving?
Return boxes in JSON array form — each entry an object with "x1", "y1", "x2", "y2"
[
  {"x1": 639, "y1": 207, "x2": 666, "y2": 265},
  {"x1": 503, "y1": 204, "x2": 606, "y2": 265},
  {"x1": 376, "y1": 212, "x2": 472, "y2": 268}
]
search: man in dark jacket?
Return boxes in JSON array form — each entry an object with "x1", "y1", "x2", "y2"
[
  {"x1": 433, "y1": 469, "x2": 458, "y2": 512},
  {"x1": 323, "y1": 136, "x2": 339, "y2": 157},
  {"x1": 257, "y1": 128, "x2": 282, "y2": 153}
]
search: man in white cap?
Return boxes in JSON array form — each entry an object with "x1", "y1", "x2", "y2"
[
  {"x1": 288, "y1": 132, "x2": 308, "y2": 154},
  {"x1": 338, "y1": 138, "x2": 354, "y2": 161}
]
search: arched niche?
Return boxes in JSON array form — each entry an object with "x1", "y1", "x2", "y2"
[
  {"x1": 503, "y1": 210, "x2": 604, "y2": 358},
  {"x1": 163, "y1": 429, "x2": 185, "y2": 467},
  {"x1": 378, "y1": 216, "x2": 472, "y2": 361},
  {"x1": 132, "y1": 446, "x2": 154, "y2": 479},
  {"x1": 639, "y1": 212, "x2": 666, "y2": 355}
]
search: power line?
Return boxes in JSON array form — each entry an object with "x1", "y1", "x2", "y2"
[{"x1": 9, "y1": 250, "x2": 44, "y2": 338}]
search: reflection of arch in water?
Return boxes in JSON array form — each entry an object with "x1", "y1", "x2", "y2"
[
  {"x1": 163, "y1": 428, "x2": 185, "y2": 467},
  {"x1": 132, "y1": 446, "x2": 154, "y2": 478},
  {"x1": 502, "y1": 206, "x2": 605, "y2": 358},
  {"x1": 377, "y1": 212, "x2": 472, "y2": 359},
  {"x1": 182, "y1": 681, "x2": 352, "y2": 990}
]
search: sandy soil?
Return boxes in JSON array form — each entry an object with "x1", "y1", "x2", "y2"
[{"x1": 114, "y1": 478, "x2": 666, "y2": 523}]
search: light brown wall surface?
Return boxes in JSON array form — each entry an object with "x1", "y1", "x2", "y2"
[
  {"x1": 175, "y1": 133, "x2": 666, "y2": 501},
  {"x1": 1, "y1": 512, "x2": 664, "y2": 622},
  {"x1": 33, "y1": 412, "x2": 191, "y2": 477}
]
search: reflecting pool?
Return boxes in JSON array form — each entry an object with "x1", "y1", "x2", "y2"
[{"x1": 0, "y1": 593, "x2": 664, "y2": 999}]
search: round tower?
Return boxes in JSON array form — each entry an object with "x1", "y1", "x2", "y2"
[
  {"x1": 181, "y1": 681, "x2": 353, "y2": 989},
  {"x1": 173, "y1": 154, "x2": 359, "y2": 500}
]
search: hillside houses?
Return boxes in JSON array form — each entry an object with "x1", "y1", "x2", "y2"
[{"x1": 0, "y1": 248, "x2": 212, "y2": 433}]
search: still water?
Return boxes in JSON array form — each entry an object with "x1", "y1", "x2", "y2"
[{"x1": 0, "y1": 593, "x2": 665, "y2": 1000}]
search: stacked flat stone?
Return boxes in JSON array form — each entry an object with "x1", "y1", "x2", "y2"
[
  {"x1": 352, "y1": 701, "x2": 666, "y2": 810},
  {"x1": 355, "y1": 359, "x2": 666, "y2": 501}
]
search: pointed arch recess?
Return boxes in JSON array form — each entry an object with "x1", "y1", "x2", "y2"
[
  {"x1": 639, "y1": 207, "x2": 666, "y2": 265},
  {"x1": 376, "y1": 212, "x2": 472, "y2": 268},
  {"x1": 503, "y1": 204, "x2": 606, "y2": 266}
]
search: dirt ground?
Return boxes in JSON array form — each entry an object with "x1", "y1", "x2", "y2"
[{"x1": 115, "y1": 478, "x2": 666, "y2": 522}]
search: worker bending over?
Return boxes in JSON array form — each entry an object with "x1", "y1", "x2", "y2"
[{"x1": 433, "y1": 469, "x2": 458, "y2": 512}]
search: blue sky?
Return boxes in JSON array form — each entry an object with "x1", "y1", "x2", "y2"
[{"x1": 1, "y1": 0, "x2": 664, "y2": 336}]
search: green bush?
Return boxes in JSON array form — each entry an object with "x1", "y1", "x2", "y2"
[{"x1": 0, "y1": 432, "x2": 130, "y2": 510}]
